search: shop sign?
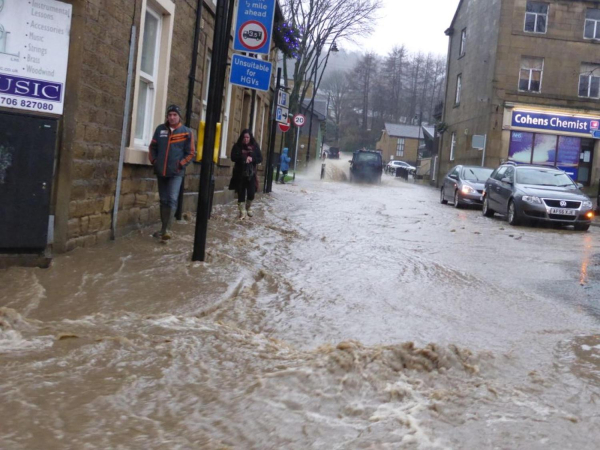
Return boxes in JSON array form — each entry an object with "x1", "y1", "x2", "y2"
[
  {"x1": 512, "y1": 110, "x2": 600, "y2": 136},
  {"x1": 0, "y1": 0, "x2": 72, "y2": 115}
]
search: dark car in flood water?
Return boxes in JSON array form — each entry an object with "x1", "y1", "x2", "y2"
[
  {"x1": 349, "y1": 150, "x2": 382, "y2": 184},
  {"x1": 482, "y1": 163, "x2": 595, "y2": 230},
  {"x1": 440, "y1": 165, "x2": 494, "y2": 208}
]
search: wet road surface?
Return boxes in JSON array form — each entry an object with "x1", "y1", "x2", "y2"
[{"x1": 1, "y1": 160, "x2": 600, "y2": 449}]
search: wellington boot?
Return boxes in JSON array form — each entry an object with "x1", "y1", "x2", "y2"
[
  {"x1": 161, "y1": 207, "x2": 174, "y2": 240},
  {"x1": 238, "y1": 202, "x2": 247, "y2": 220},
  {"x1": 246, "y1": 200, "x2": 254, "y2": 218}
]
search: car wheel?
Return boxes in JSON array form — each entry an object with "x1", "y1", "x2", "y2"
[
  {"x1": 574, "y1": 223, "x2": 590, "y2": 232},
  {"x1": 507, "y1": 199, "x2": 522, "y2": 226},
  {"x1": 482, "y1": 196, "x2": 495, "y2": 217},
  {"x1": 440, "y1": 188, "x2": 448, "y2": 204},
  {"x1": 454, "y1": 191, "x2": 462, "y2": 209}
]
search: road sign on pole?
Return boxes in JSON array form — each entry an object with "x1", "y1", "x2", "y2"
[
  {"x1": 229, "y1": 54, "x2": 273, "y2": 91},
  {"x1": 278, "y1": 118, "x2": 291, "y2": 133},
  {"x1": 276, "y1": 106, "x2": 289, "y2": 124},
  {"x1": 293, "y1": 114, "x2": 306, "y2": 127},
  {"x1": 277, "y1": 90, "x2": 289, "y2": 108},
  {"x1": 234, "y1": 0, "x2": 276, "y2": 55}
]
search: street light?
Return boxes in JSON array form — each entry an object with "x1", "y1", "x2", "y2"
[{"x1": 306, "y1": 40, "x2": 339, "y2": 165}]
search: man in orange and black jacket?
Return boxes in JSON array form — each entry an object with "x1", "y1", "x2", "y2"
[{"x1": 148, "y1": 105, "x2": 195, "y2": 240}]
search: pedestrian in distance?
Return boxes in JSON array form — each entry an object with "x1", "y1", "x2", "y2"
[
  {"x1": 148, "y1": 105, "x2": 195, "y2": 240},
  {"x1": 229, "y1": 129, "x2": 263, "y2": 220},
  {"x1": 279, "y1": 147, "x2": 291, "y2": 184}
]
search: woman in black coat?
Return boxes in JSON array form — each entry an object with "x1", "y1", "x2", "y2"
[{"x1": 229, "y1": 129, "x2": 263, "y2": 219}]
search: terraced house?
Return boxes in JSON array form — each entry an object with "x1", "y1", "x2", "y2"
[
  {"x1": 0, "y1": 0, "x2": 282, "y2": 265},
  {"x1": 438, "y1": 0, "x2": 600, "y2": 192}
]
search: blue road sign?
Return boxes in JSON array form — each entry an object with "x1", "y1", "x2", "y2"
[
  {"x1": 229, "y1": 54, "x2": 273, "y2": 92},
  {"x1": 592, "y1": 130, "x2": 600, "y2": 139},
  {"x1": 234, "y1": 0, "x2": 276, "y2": 55}
]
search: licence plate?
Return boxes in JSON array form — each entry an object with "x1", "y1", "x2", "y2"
[{"x1": 550, "y1": 208, "x2": 577, "y2": 216}]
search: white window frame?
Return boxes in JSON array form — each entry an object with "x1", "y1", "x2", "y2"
[
  {"x1": 220, "y1": 73, "x2": 233, "y2": 158},
  {"x1": 524, "y1": 2, "x2": 548, "y2": 34},
  {"x1": 450, "y1": 133, "x2": 456, "y2": 161},
  {"x1": 578, "y1": 64, "x2": 600, "y2": 99},
  {"x1": 519, "y1": 57, "x2": 544, "y2": 93},
  {"x1": 134, "y1": 7, "x2": 162, "y2": 148},
  {"x1": 259, "y1": 102, "x2": 267, "y2": 149},
  {"x1": 455, "y1": 74, "x2": 462, "y2": 105},
  {"x1": 396, "y1": 138, "x2": 405, "y2": 156},
  {"x1": 459, "y1": 28, "x2": 467, "y2": 57},
  {"x1": 126, "y1": 0, "x2": 175, "y2": 165},
  {"x1": 202, "y1": 53, "x2": 212, "y2": 122},
  {"x1": 584, "y1": 9, "x2": 600, "y2": 40}
]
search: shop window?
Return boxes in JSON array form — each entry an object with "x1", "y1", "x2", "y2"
[
  {"x1": 584, "y1": 9, "x2": 600, "y2": 40},
  {"x1": 455, "y1": 74, "x2": 462, "y2": 105},
  {"x1": 519, "y1": 56, "x2": 543, "y2": 93},
  {"x1": 557, "y1": 136, "x2": 581, "y2": 176},
  {"x1": 524, "y1": 2, "x2": 548, "y2": 34},
  {"x1": 579, "y1": 63, "x2": 600, "y2": 99},
  {"x1": 509, "y1": 131, "x2": 534, "y2": 163},
  {"x1": 532, "y1": 134, "x2": 557, "y2": 165},
  {"x1": 459, "y1": 29, "x2": 467, "y2": 57},
  {"x1": 127, "y1": 0, "x2": 175, "y2": 164},
  {"x1": 396, "y1": 138, "x2": 405, "y2": 156},
  {"x1": 450, "y1": 133, "x2": 456, "y2": 161}
]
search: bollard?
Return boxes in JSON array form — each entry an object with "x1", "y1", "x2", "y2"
[{"x1": 321, "y1": 163, "x2": 326, "y2": 180}]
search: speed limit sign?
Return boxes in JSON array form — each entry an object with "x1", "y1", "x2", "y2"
[{"x1": 293, "y1": 114, "x2": 306, "y2": 127}]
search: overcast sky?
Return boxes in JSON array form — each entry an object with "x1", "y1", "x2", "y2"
[{"x1": 346, "y1": 0, "x2": 461, "y2": 56}]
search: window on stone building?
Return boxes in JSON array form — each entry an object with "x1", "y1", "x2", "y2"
[
  {"x1": 455, "y1": 74, "x2": 462, "y2": 105},
  {"x1": 202, "y1": 52, "x2": 212, "y2": 122},
  {"x1": 579, "y1": 63, "x2": 600, "y2": 98},
  {"x1": 584, "y1": 9, "x2": 600, "y2": 40},
  {"x1": 459, "y1": 29, "x2": 467, "y2": 57},
  {"x1": 134, "y1": 8, "x2": 162, "y2": 147},
  {"x1": 519, "y1": 56, "x2": 544, "y2": 92},
  {"x1": 450, "y1": 133, "x2": 456, "y2": 161},
  {"x1": 127, "y1": 0, "x2": 175, "y2": 164},
  {"x1": 396, "y1": 138, "x2": 405, "y2": 156},
  {"x1": 524, "y1": 2, "x2": 548, "y2": 34}
]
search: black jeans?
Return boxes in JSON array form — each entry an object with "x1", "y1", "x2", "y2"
[{"x1": 238, "y1": 177, "x2": 256, "y2": 203}]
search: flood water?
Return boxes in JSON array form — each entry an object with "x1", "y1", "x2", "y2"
[{"x1": 1, "y1": 159, "x2": 600, "y2": 449}]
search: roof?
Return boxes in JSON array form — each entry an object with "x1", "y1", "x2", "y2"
[
  {"x1": 445, "y1": 0, "x2": 464, "y2": 36},
  {"x1": 422, "y1": 126, "x2": 436, "y2": 139},
  {"x1": 384, "y1": 123, "x2": 429, "y2": 139},
  {"x1": 301, "y1": 98, "x2": 327, "y2": 121}
]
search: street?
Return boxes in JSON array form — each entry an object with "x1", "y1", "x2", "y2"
[{"x1": 2, "y1": 162, "x2": 600, "y2": 449}]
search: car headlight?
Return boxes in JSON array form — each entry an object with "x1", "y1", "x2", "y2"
[
  {"x1": 582, "y1": 201, "x2": 593, "y2": 209},
  {"x1": 461, "y1": 185, "x2": 476, "y2": 194},
  {"x1": 522, "y1": 195, "x2": 542, "y2": 204}
]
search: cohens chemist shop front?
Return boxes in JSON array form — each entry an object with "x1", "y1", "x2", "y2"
[{"x1": 505, "y1": 107, "x2": 600, "y2": 186}]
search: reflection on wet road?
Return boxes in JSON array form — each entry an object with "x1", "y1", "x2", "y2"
[{"x1": 1, "y1": 161, "x2": 600, "y2": 449}]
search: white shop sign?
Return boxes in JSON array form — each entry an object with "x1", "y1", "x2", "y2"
[{"x1": 0, "y1": 0, "x2": 72, "y2": 115}]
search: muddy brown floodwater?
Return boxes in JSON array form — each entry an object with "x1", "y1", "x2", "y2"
[{"x1": 1, "y1": 159, "x2": 600, "y2": 449}]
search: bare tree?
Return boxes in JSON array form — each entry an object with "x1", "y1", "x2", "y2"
[
  {"x1": 281, "y1": 0, "x2": 382, "y2": 120},
  {"x1": 321, "y1": 70, "x2": 349, "y2": 145}
]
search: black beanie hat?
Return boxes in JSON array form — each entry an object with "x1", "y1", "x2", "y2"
[{"x1": 166, "y1": 104, "x2": 182, "y2": 117}]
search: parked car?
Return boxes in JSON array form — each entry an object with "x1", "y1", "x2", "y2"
[
  {"x1": 349, "y1": 150, "x2": 382, "y2": 184},
  {"x1": 482, "y1": 163, "x2": 595, "y2": 230},
  {"x1": 386, "y1": 160, "x2": 416, "y2": 174},
  {"x1": 440, "y1": 165, "x2": 494, "y2": 208}
]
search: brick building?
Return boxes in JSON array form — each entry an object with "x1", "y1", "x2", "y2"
[
  {"x1": 0, "y1": 0, "x2": 282, "y2": 260},
  {"x1": 438, "y1": 0, "x2": 600, "y2": 190}
]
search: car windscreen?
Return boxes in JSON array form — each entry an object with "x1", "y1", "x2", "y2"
[
  {"x1": 356, "y1": 153, "x2": 381, "y2": 163},
  {"x1": 516, "y1": 168, "x2": 575, "y2": 187},
  {"x1": 462, "y1": 167, "x2": 493, "y2": 182}
]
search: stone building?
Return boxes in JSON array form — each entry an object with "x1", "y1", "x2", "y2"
[
  {"x1": 376, "y1": 123, "x2": 428, "y2": 167},
  {"x1": 0, "y1": 0, "x2": 282, "y2": 262},
  {"x1": 438, "y1": 0, "x2": 600, "y2": 190}
]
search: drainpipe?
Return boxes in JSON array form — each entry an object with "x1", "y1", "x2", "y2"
[{"x1": 176, "y1": 0, "x2": 204, "y2": 220}]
